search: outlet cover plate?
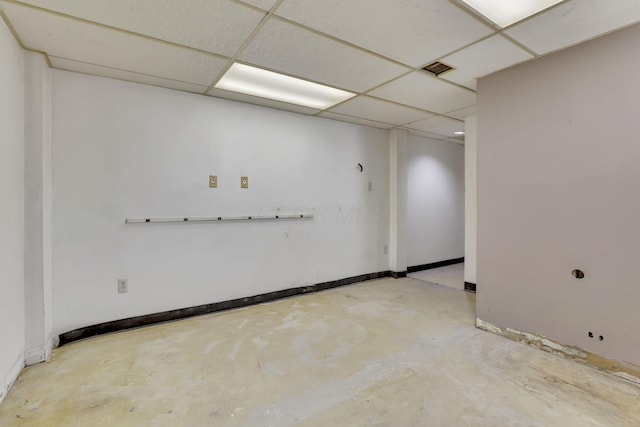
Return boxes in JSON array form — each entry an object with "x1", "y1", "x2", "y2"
[
  {"x1": 118, "y1": 278, "x2": 128, "y2": 293},
  {"x1": 241, "y1": 176, "x2": 248, "y2": 189},
  {"x1": 209, "y1": 175, "x2": 217, "y2": 188}
]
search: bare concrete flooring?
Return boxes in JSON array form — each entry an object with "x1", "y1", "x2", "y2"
[
  {"x1": 408, "y1": 263, "x2": 465, "y2": 291},
  {"x1": 1, "y1": 278, "x2": 639, "y2": 426}
]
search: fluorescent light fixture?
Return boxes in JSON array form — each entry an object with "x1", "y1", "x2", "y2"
[
  {"x1": 460, "y1": 0, "x2": 564, "y2": 28},
  {"x1": 454, "y1": 131, "x2": 465, "y2": 135},
  {"x1": 214, "y1": 63, "x2": 356, "y2": 110}
]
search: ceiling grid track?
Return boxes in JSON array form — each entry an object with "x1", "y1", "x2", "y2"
[
  {"x1": 3, "y1": 0, "x2": 637, "y2": 139},
  {"x1": 3, "y1": 0, "x2": 230, "y2": 61},
  {"x1": 204, "y1": 0, "x2": 286, "y2": 94},
  {"x1": 0, "y1": 4, "x2": 51, "y2": 66}
]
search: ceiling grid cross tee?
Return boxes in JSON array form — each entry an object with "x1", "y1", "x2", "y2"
[{"x1": 2, "y1": 0, "x2": 640, "y2": 140}]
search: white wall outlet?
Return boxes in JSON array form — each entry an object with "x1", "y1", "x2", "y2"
[{"x1": 117, "y1": 278, "x2": 128, "y2": 293}]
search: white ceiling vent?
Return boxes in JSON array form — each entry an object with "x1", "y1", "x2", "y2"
[{"x1": 421, "y1": 61, "x2": 454, "y2": 76}]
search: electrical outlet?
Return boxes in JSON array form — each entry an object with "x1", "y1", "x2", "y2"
[
  {"x1": 117, "y1": 278, "x2": 128, "y2": 294},
  {"x1": 368, "y1": 181, "x2": 372, "y2": 192},
  {"x1": 241, "y1": 176, "x2": 248, "y2": 189},
  {"x1": 209, "y1": 175, "x2": 217, "y2": 188}
]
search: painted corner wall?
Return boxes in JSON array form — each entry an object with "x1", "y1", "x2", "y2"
[
  {"x1": 51, "y1": 70, "x2": 390, "y2": 334},
  {"x1": 477, "y1": 23, "x2": 640, "y2": 365},
  {"x1": 0, "y1": 17, "x2": 25, "y2": 402},
  {"x1": 24, "y1": 50, "x2": 53, "y2": 365},
  {"x1": 406, "y1": 134, "x2": 464, "y2": 267},
  {"x1": 464, "y1": 116, "x2": 477, "y2": 285}
]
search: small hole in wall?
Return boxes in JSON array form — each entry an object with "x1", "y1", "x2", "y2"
[
  {"x1": 588, "y1": 332, "x2": 593, "y2": 338},
  {"x1": 599, "y1": 335, "x2": 604, "y2": 341},
  {"x1": 572, "y1": 269, "x2": 585, "y2": 279}
]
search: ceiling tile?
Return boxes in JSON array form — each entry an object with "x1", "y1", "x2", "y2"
[
  {"x1": 1, "y1": 2, "x2": 228, "y2": 86},
  {"x1": 239, "y1": 18, "x2": 409, "y2": 93},
  {"x1": 328, "y1": 96, "x2": 433, "y2": 126},
  {"x1": 207, "y1": 88, "x2": 320, "y2": 115},
  {"x1": 405, "y1": 129, "x2": 449, "y2": 140},
  {"x1": 50, "y1": 57, "x2": 208, "y2": 93},
  {"x1": 505, "y1": 0, "x2": 640, "y2": 55},
  {"x1": 12, "y1": 0, "x2": 264, "y2": 57},
  {"x1": 276, "y1": 0, "x2": 494, "y2": 67},
  {"x1": 318, "y1": 112, "x2": 395, "y2": 129},
  {"x1": 239, "y1": 0, "x2": 279, "y2": 11},
  {"x1": 440, "y1": 34, "x2": 533, "y2": 90},
  {"x1": 406, "y1": 116, "x2": 465, "y2": 138},
  {"x1": 369, "y1": 72, "x2": 476, "y2": 114},
  {"x1": 444, "y1": 105, "x2": 476, "y2": 120}
]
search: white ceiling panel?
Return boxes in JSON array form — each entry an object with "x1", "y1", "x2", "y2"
[
  {"x1": 406, "y1": 129, "x2": 449, "y2": 140},
  {"x1": 328, "y1": 96, "x2": 433, "y2": 126},
  {"x1": 11, "y1": 0, "x2": 264, "y2": 57},
  {"x1": 50, "y1": 57, "x2": 208, "y2": 94},
  {"x1": 276, "y1": 0, "x2": 494, "y2": 67},
  {"x1": 1, "y1": 2, "x2": 228, "y2": 86},
  {"x1": 207, "y1": 87, "x2": 321, "y2": 116},
  {"x1": 444, "y1": 105, "x2": 477, "y2": 120},
  {"x1": 318, "y1": 112, "x2": 395, "y2": 129},
  {"x1": 505, "y1": 0, "x2": 640, "y2": 55},
  {"x1": 369, "y1": 72, "x2": 476, "y2": 114},
  {"x1": 239, "y1": 18, "x2": 409, "y2": 93},
  {"x1": 239, "y1": 0, "x2": 279, "y2": 11},
  {"x1": 440, "y1": 34, "x2": 533, "y2": 90},
  {"x1": 406, "y1": 116, "x2": 465, "y2": 137}
]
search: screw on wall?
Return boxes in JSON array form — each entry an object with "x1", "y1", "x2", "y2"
[{"x1": 588, "y1": 332, "x2": 605, "y2": 341}]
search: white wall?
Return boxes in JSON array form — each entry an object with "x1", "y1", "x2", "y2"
[
  {"x1": 24, "y1": 51, "x2": 53, "y2": 365},
  {"x1": 389, "y1": 129, "x2": 408, "y2": 273},
  {"x1": 406, "y1": 134, "x2": 464, "y2": 267},
  {"x1": 477, "y1": 23, "x2": 640, "y2": 364},
  {"x1": 52, "y1": 70, "x2": 390, "y2": 334},
  {"x1": 464, "y1": 116, "x2": 477, "y2": 285},
  {"x1": 0, "y1": 18, "x2": 25, "y2": 403}
]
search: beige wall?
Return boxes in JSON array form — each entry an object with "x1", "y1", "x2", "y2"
[{"x1": 477, "y1": 23, "x2": 640, "y2": 365}]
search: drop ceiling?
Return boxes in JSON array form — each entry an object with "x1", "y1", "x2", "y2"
[{"x1": 2, "y1": 0, "x2": 640, "y2": 142}]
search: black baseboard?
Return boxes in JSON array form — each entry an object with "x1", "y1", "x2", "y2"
[
  {"x1": 58, "y1": 270, "x2": 392, "y2": 347},
  {"x1": 464, "y1": 282, "x2": 476, "y2": 293},
  {"x1": 390, "y1": 271, "x2": 407, "y2": 279},
  {"x1": 407, "y1": 257, "x2": 464, "y2": 273}
]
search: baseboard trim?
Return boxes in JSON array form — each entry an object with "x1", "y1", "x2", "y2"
[
  {"x1": 0, "y1": 351, "x2": 24, "y2": 406},
  {"x1": 390, "y1": 271, "x2": 407, "y2": 279},
  {"x1": 59, "y1": 270, "x2": 393, "y2": 347},
  {"x1": 476, "y1": 318, "x2": 640, "y2": 386},
  {"x1": 464, "y1": 282, "x2": 476, "y2": 293},
  {"x1": 407, "y1": 257, "x2": 464, "y2": 273},
  {"x1": 25, "y1": 345, "x2": 46, "y2": 366}
]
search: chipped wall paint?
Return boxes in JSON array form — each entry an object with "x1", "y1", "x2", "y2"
[{"x1": 476, "y1": 318, "x2": 640, "y2": 386}]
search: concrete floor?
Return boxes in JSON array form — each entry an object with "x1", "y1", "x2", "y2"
[
  {"x1": 1, "y1": 278, "x2": 638, "y2": 426},
  {"x1": 408, "y1": 263, "x2": 465, "y2": 290}
]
